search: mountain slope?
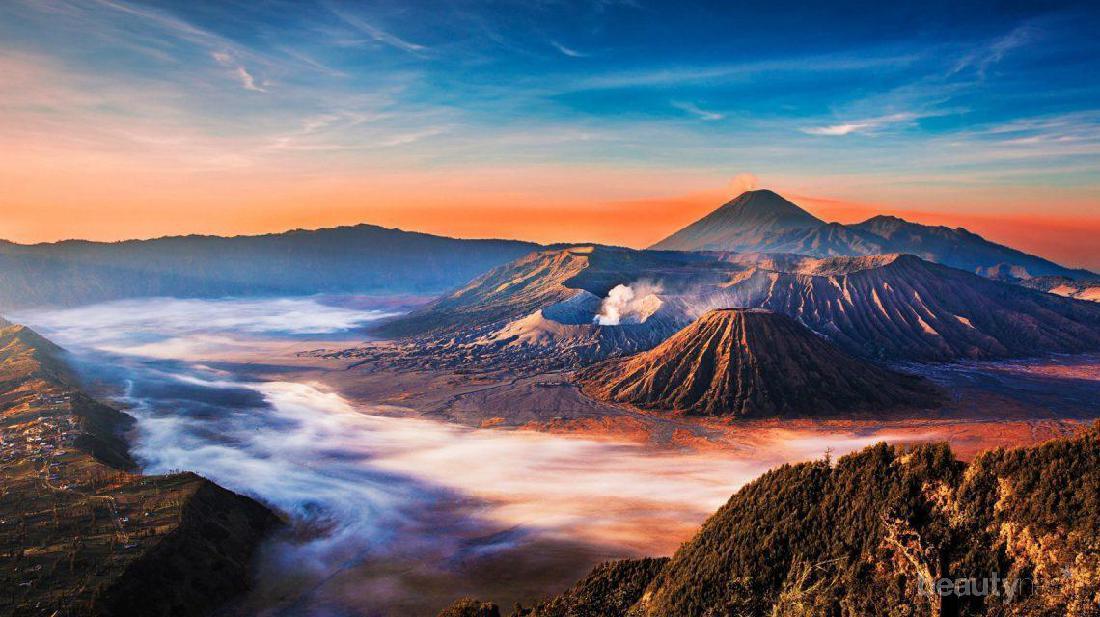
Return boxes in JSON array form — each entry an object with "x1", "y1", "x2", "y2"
[
  {"x1": 651, "y1": 190, "x2": 1092, "y2": 280},
  {"x1": 0, "y1": 319, "x2": 278, "y2": 615},
  {"x1": 705, "y1": 254, "x2": 1100, "y2": 361},
  {"x1": 372, "y1": 245, "x2": 734, "y2": 339},
  {"x1": 0, "y1": 225, "x2": 538, "y2": 310},
  {"x1": 578, "y1": 309, "x2": 941, "y2": 417},
  {"x1": 850, "y1": 214, "x2": 1094, "y2": 280},
  {"x1": 347, "y1": 248, "x2": 1100, "y2": 370},
  {"x1": 1021, "y1": 275, "x2": 1100, "y2": 302},
  {"x1": 349, "y1": 247, "x2": 718, "y2": 372},
  {"x1": 652, "y1": 190, "x2": 841, "y2": 253},
  {"x1": 372, "y1": 246, "x2": 595, "y2": 339},
  {"x1": 509, "y1": 425, "x2": 1100, "y2": 617}
]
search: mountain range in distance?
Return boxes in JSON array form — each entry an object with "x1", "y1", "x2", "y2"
[
  {"x1": 0, "y1": 225, "x2": 537, "y2": 311},
  {"x1": 651, "y1": 189, "x2": 1095, "y2": 281},
  {"x1": 0, "y1": 188, "x2": 1095, "y2": 312}
]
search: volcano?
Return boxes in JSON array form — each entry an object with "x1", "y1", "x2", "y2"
[
  {"x1": 578, "y1": 308, "x2": 941, "y2": 417},
  {"x1": 649, "y1": 190, "x2": 839, "y2": 253},
  {"x1": 650, "y1": 189, "x2": 1093, "y2": 280}
]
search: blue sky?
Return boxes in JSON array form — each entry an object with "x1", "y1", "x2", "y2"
[{"x1": 1, "y1": 1, "x2": 1098, "y2": 265}]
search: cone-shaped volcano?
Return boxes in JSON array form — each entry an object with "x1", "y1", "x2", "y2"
[
  {"x1": 578, "y1": 308, "x2": 941, "y2": 417},
  {"x1": 649, "y1": 189, "x2": 825, "y2": 251}
]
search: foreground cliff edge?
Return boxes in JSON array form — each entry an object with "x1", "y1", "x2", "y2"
[
  {"x1": 0, "y1": 317, "x2": 279, "y2": 617},
  {"x1": 443, "y1": 423, "x2": 1100, "y2": 617}
]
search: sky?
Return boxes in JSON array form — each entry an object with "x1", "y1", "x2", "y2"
[{"x1": 2, "y1": 0, "x2": 1099, "y2": 269}]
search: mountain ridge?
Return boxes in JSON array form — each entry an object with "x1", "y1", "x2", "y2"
[
  {"x1": 0, "y1": 224, "x2": 539, "y2": 310},
  {"x1": 350, "y1": 246, "x2": 1100, "y2": 368},
  {"x1": 651, "y1": 189, "x2": 1095, "y2": 280}
]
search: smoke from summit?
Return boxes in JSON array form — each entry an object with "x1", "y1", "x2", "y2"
[
  {"x1": 593, "y1": 281, "x2": 663, "y2": 325},
  {"x1": 729, "y1": 173, "x2": 758, "y2": 195}
]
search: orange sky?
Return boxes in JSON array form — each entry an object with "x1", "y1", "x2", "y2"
[
  {"x1": 3, "y1": 1, "x2": 1099, "y2": 273},
  {"x1": 3, "y1": 166, "x2": 1097, "y2": 271},
  {"x1": 2, "y1": 111, "x2": 1097, "y2": 270}
]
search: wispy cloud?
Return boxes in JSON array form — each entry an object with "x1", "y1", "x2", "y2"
[
  {"x1": 569, "y1": 52, "x2": 923, "y2": 90},
  {"x1": 376, "y1": 126, "x2": 448, "y2": 148},
  {"x1": 951, "y1": 24, "x2": 1037, "y2": 77},
  {"x1": 211, "y1": 51, "x2": 266, "y2": 92},
  {"x1": 325, "y1": 3, "x2": 427, "y2": 55},
  {"x1": 550, "y1": 40, "x2": 587, "y2": 58},
  {"x1": 93, "y1": 0, "x2": 215, "y2": 44},
  {"x1": 801, "y1": 112, "x2": 921, "y2": 136},
  {"x1": 671, "y1": 101, "x2": 723, "y2": 121}
]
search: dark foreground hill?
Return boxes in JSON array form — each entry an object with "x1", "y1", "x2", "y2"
[
  {"x1": 651, "y1": 189, "x2": 1094, "y2": 281},
  {"x1": 0, "y1": 320, "x2": 278, "y2": 616},
  {"x1": 444, "y1": 424, "x2": 1100, "y2": 617},
  {"x1": 578, "y1": 309, "x2": 941, "y2": 417},
  {"x1": 0, "y1": 225, "x2": 537, "y2": 310}
]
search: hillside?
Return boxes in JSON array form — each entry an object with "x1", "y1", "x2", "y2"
[
  {"x1": 707, "y1": 253, "x2": 1100, "y2": 361},
  {"x1": 0, "y1": 225, "x2": 537, "y2": 310},
  {"x1": 496, "y1": 424, "x2": 1100, "y2": 617},
  {"x1": 578, "y1": 309, "x2": 941, "y2": 417},
  {"x1": 651, "y1": 190, "x2": 1093, "y2": 281},
  {"x1": 0, "y1": 320, "x2": 278, "y2": 616},
  {"x1": 346, "y1": 247, "x2": 1100, "y2": 371},
  {"x1": 372, "y1": 245, "x2": 730, "y2": 339},
  {"x1": 647, "y1": 190, "x2": 829, "y2": 252},
  {"x1": 1021, "y1": 275, "x2": 1100, "y2": 302},
  {"x1": 344, "y1": 247, "x2": 729, "y2": 372}
]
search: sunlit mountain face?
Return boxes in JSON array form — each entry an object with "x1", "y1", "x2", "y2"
[{"x1": 2, "y1": 2, "x2": 1099, "y2": 617}]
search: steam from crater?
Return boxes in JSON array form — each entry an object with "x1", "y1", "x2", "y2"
[
  {"x1": 593, "y1": 281, "x2": 664, "y2": 326},
  {"x1": 729, "y1": 172, "x2": 758, "y2": 195}
]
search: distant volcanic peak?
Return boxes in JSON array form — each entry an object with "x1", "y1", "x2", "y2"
[
  {"x1": 713, "y1": 189, "x2": 822, "y2": 229},
  {"x1": 578, "y1": 308, "x2": 940, "y2": 417},
  {"x1": 649, "y1": 189, "x2": 825, "y2": 252},
  {"x1": 650, "y1": 190, "x2": 1084, "y2": 281}
]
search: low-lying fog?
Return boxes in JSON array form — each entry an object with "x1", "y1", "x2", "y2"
[{"x1": 13, "y1": 297, "x2": 931, "y2": 616}]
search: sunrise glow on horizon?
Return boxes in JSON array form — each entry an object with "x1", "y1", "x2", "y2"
[{"x1": 2, "y1": 1, "x2": 1099, "y2": 269}]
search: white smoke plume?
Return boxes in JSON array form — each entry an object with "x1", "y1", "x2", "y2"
[
  {"x1": 593, "y1": 280, "x2": 664, "y2": 326},
  {"x1": 729, "y1": 172, "x2": 758, "y2": 195}
]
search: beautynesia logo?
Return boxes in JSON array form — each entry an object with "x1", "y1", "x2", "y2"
[{"x1": 916, "y1": 569, "x2": 1072, "y2": 600}]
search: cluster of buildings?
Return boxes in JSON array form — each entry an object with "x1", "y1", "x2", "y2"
[{"x1": 0, "y1": 394, "x2": 77, "y2": 468}]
